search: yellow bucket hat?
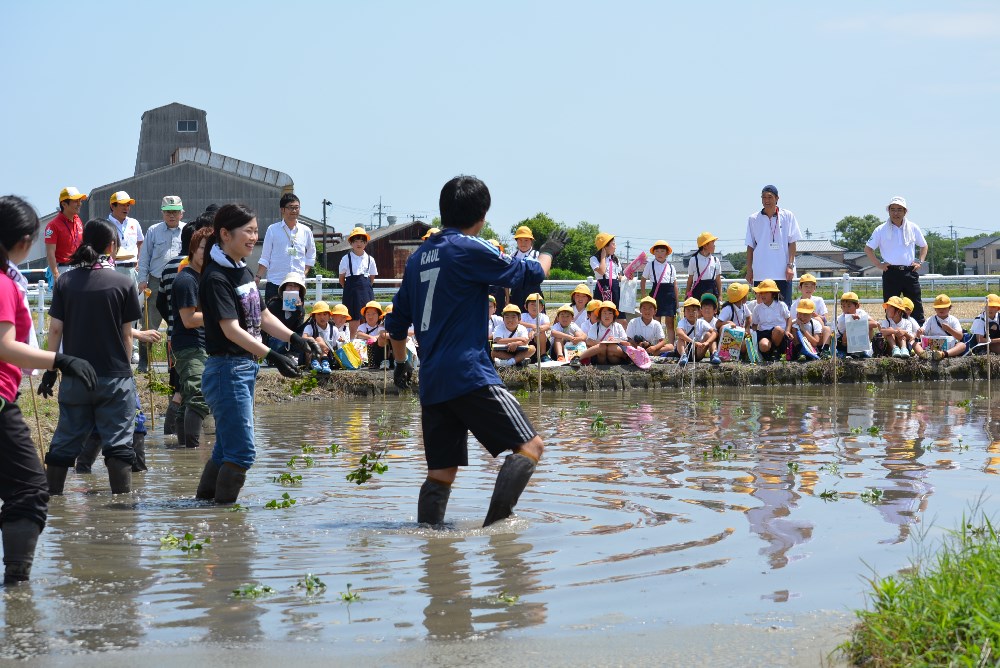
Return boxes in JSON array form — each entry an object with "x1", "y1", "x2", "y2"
[
  {"x1": 798, "y1": 273, "x2": 817, "y2": 284},
  {"x1": 586, "y1": 298, "x2": 603, "y2": 313},
  {"x1": 421, "y1": 227, "x2": 440, "y2": 241},
  {"x1": 649, "y1": 240, "x2": 673, "y2": 255},
  {"x1": 696, "y1": 231, "x2": 718, "y2": 248},
  {"x1": 502, "y1": 304, "x2": 521, "y2": 315},
  {"x1": 727, "y1": 282, "x2": 750, "y2": 303},
  {"x1": 513, "y1": 226, "x2": 535, "y2": 240},
  {"x1": 347, "y1": 226, "x2": 370, "y2": 242},
  {"x1": 884, "y1": 296, "x2": 906, "y2": 311},
  {"x1": 599, "y1": 300, "x2": 619, "y2": 317},
  {"x1": 682, "y1": 297, "x2": 702, "y2": 308},
  {"x1": 571, "y1": 283, "x2": 593, "y2": 299},
  {"x1": 932, "y1": 294, "x2": 951, "y2": 308},
  {"x1": 753, "y1": 279, "x2": 780, "y2": 293},
  {"x1": 989, "y1": 294, "x2": 1000, "y2": 308},
  {"x1": 310, "y1": 300, "x2": 332, "y2": 315},
  {"x1": 524, "y1": 292, "x2": 544, "y2": 306},
  {"x1": 796, "y1": 298, "x2": 816, "y2": 314},
  {"x1": 330, "y1": 303, "x2": 352, "y2": 320},
  {"x1": 900, "y1": 296, "x2": 914, "y2": 312},
  {"x1": 555, "y1": 303, "x2": 575, "y2": 317},
  {"x1": 840, "y1": 292, "x2": 860, "y2": 303},
  {"x1": 595, "y1": 232, "x2": 615, "y2": 251},
  {"x1": 362, "y1": 300, "x2": 383, "y2": 316},
  {"x1": 638, "y1": 296, "x2": 658, "y2": 309}
]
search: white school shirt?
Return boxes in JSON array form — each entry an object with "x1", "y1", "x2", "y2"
[
  {"x1": 678, "y1": 317, "x2": 713, "y2": 342},
  {"x1": 520, "y1": 312, "x2": 550, "y2": 329},
  {"x1": 572, "y1": 305, "x2": 590, "y2": 329},
  {"x1": 920, "y1": 314, "x2": 961, "y2": 338},
  {"x1": 626, "y1": 317, "x2": 665, "y2": 344},
  {"x1": 339, "y1": 251, "x2": 379, "y2": 278},
  {"x1": 304, "y1": 321, "x2": 351, "y2": 347},
  {"x1": 752, "y1": 300, "x2": 790, "y2": 330},
  {"x1": 790, "y1": 316, "x2": 824, "y2": 337},
  {"x1": 590, "y1": 255, "x2": 623, "y2": 280},
  {"x1": 686, "y1": 254, "x2": 720, "y2": 284},
  {"x1": 836, "y1": 310, "x2": 872, "y2": 336},
  {"x1": 790, "y1": 296, "x2": 828, "y2": 320},
  {"x1": 551, "y1": 321, "x2": 584, "y2": 340},
  {"x1": 971, "y1": 312, "x2": 1000, "y2": 337},
  {"x1": 745, "y1": 208, "x2": 802, "y2": 280},
  {"x1": 356, "y1": 322, "x2": 384, "y2": 338},
  {"x1": 587, "y1": 321, "x2": 627, "y2": 342},
  {"x1": 642, "y1": 258, "x2": 676, "y2": 290},
  {"x1": 258, "y1": 220, "x2": 317, "y2": 283},
  {"x1": 511, "y1": 248, "x2": 539, "y2": 263},
  {"x1": 865, "y1": 219, "x2": 927, "y2": 266},
  {"x1": 487, "y1": 313, "x2": 504, "y2": 338},
  {"x1": 880, "y1": 316, "x2": 917, "y2": 336},
  {"x1": 719, "y1": 303, "x2": 751, "y2": 328},
  {"x1": 494, "y1": 324, "x2": 529, "y2": 342}
]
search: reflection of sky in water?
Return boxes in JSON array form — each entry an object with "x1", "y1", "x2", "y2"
[{"x1": 2, "y1": 383, "x2": 997, "y2": 660}]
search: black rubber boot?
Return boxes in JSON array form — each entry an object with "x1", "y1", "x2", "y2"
[
  {"x1": 174, "y1": 405, "x2": 187, "y2": 447},
  {"x1": 163, "y1": 401, "x2": 178, "y2": 436},
  {"x1": 417, "y1": 478, "x2": 452, "y2": 526},
  {"x1": 483, "y1": 453, "x2": 537, "y2": 527},
  {"x1": 131, "y1": 433, "x2": 147, "y2": 472},
  {"x1": 214, "y1": 463, "x2": 246, "y2": 504},
  {"x1": 195, "y1": 460, "x2": 221, "y2": 500},
  {"x1": 2, "y1": 518, "x2": 42, "y2": 585},
  {"x1": 74, "y1": 433, "x2": 102, "y2": 474},
  {"x1": 46, "y1": 466, "x2": 68, "y2": 496},
  {"x1": 105, "y1": 456, "x2": 132, "y2": 494},
  {"x1": 183, "y1": 411, "x2": 204, "y2": 449}
]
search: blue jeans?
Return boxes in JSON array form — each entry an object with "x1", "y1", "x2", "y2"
[{"x1": 202, "y1": 355, "x2": 258, "y2": 469}]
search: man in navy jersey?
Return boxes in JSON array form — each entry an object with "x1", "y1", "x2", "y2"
[{"x1": 385, "y1": 176, "x2": 567, "y2": 527}]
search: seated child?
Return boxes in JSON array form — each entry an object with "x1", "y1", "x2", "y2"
[
  {"x1": 789, "y1": 299, "x2": 832, "y2": 360},
  {"x1": 492, "y1": 304, "x2": 535, "y2": 367},
  {"x1": 878, "y1": 296, "x2": 916, "y2": 358},
  {"x1": 718, "y1": 282, "x2": 753, "y2": 358},
  {"x1": 971, "y1": 294, "x2": 1000, "y2": 355},
  {"x1": 835, "y1": 292, "x2": 876, "y2": 358},
  {"x1": 487, "y1": 294, "x2": 505, "y2": 340},
  {"x1": 302, "y1": 301, "x2": 350, "y2": 372},
  {"x1": 355, "y1": 300, "x2": 391, "y2": 369},
  {"x1": 550, "y1": 304, "x2": 588, "y2": 363},
  {"x1": 675, "y1": 296, "x2": 716, "y2": 366},
  {"x1": 913, "y1": 294, "x2": 966, "y2": 360},
  {"x1": 790, "y1": 273, "x2": 829, "y2": 323},
  {"x1": 699, "y1": 294, "x2": 722, "y2": 365},
  {"x1": 641, "y1": 241, "x2": 678, "y2": 343},
  {"x1": 265, "y1": 271, "x2": 307, "y2": 354},
  {"x1": 627, "y1": 296, "x2": 671, "y2": 356},
  {"x1": 586, "y1": 298, "x2": 602, "y2": 330},
  {"x1": 521, "y1": 293, "x2": 551, "y2": 361},
  {"x1": 750, "y1": 279, "x2": 789, "y2": 360},
  {"x1": 570, "y1": 284, "x2": 594, "y2": 330},
  {"x1": 578, "y1": 301, "x2": 629, "y2": 365}
]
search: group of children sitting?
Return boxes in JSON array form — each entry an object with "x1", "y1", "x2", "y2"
[{"x1": 487, "y1": 274, "x2": 1000, "y2": 368}]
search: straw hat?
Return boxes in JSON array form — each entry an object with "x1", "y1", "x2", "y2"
[
  {"x1": 840, "y1": 292, "x2": 860, "y2": 303},
  {"x1": 798, "y1": 273, "x2": 818, "y2": 284},
  {"x1": 727, "y1": 282, "x2": 750, "y2": 303},
  {"x1": 330, "y1": 304, "x2": 352, "y2": 320},
  {"x1": 502, "y1": 304, "x2": 521, "y2": 315},
  {"x1": 884, "y1": 296, "x2": 906, "y2": 311},
  {"x1": 595, "y1": 232, "x2": 614, "y2": 250},
  {"x1": 796, "y1": 298, "x2": 816, "y2": 314},
  {"x1": 571, "y1": 283, "x2": 593, "y2": 299},
  {"x1": 638, "y1": 296, "x2": 658, "y2": 309},
  {"x1": 753, "y1": 279, "x2": 780, "y2": 293},
  {"x1": 649, "y1": 240, "x2": 673, "y2": 255},
  {"x1": 586, "y1": 298, "x2": 603, "y2": 313},
  {"x1": 932, "y1": 294, "x2": 952, "y2": 308},
  {"x1": 421, "y1": 227, "x2": 440, "y2": 241},
  {"x1": 347, "y1": 226, "x2": 370, "y2": 242},
  {"x1": 362, "y1": 300, "x2": 384, "y2": 316},
  {"x1": 599, "y1": 300, "x2": 619, "y2": 317},
  {"x1": 310, "y1": 301, "x2": 333, "y2": 315},
  {"x1": 682, "y1": 297, "x2": 701, "y2": 308},
  {"x1": 696, "y1": 232, "x2": 718, "y2": 248}
]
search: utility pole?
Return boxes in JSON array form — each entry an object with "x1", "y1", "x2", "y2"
[
  {"x1": 624, "y1": 240, "x2": 632, "y2": 263},
  {"x1": 321, "y1": 198, "x2": 331, "y2": 271},
  {"x1": 950, "y1": 223, "x2": 958, "y2": 274},
  {"x1": 372, "y1": 197, "x2": 390, "y2": 229}
]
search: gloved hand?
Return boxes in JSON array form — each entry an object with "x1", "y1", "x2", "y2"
[
  {"x1": 54, "y1": 353, "x2": 97, "y2": 391},
  {"x1": 539, "y1": 229, "x2": 569, "y2": 259},
  {"x1": 393, "y1": 360, "x2": 414, "y2": 390},
  {"x1": 289, "y1": 332, "x2": 322, "y2": 359},
  {"x1": 265, "y1": 350, "x2": 301, "y2": 378},
  {"x1": 38, "y1": 370, "x2": 58, "y2": 398}
]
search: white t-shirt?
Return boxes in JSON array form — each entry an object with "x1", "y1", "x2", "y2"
[
  {"x1": 521, "y1": 312, "x2": 550, "y2": 329},
  {"x1": 494, "y1": 324, "x2": 529, "y2": 342},
  {"x1": 339, "y1": 251, "x2": 378, "y2": 278},
  {"x1": 745, "y1": 208, "x2": 802, "y2": 280},
  {"x1": 719, "y1": 303, "x2": 751, "y2": 328},
  {"x1": 971, "y1": 313, "x2": 1000, "y2": 337},
  {"x1": 920, "y1": 314, "x2": 961, "y2": 338},
  {"x1": 487, "y1": 313, "x2": 504, "y2": 338},
  {"x1": 790, "y1": 316, "x2": 824, "y2": 338},
  {"x1": 642, "y1": 258, "x2": 676, "y2": 289},
  {"x1": 865, "y1": 219, "x2": 928, "y2": 266},
  {"x1": 551, "y1": 321, "x2": 584, "y2": 340},
  {"x1": 356, "y1": 322, "x2": 384, "y2": 339},
  {"x1": 590, "y1": 255, "x2": 623, "y2": 280},
  {"x1": 677, "y1": 317, "x2": 713, "y2": 342},
  {"x1": 880, "y1": 316, "x2": 917, "y2": 337},
  {"x1": 626, "y1": 317, "x2": 665, "y2": 344},
  {"x1": 752, "y1": 299, "x2": 791, "y2": 330},
  {"x1": 587, "y1": 321, "x2": 627, "y2": 342},
  {"x1": 573, "y1": 305, "x2": 590, "y2": 329},
  {"x1": 790, "y1": 296, "x2": 828, "y2": 320},
  {"x1": 686, "y1": 253, "x2": 720, "y2": 284},
  {"x1": 304, "y1": 321, "x2": 350, "y2": 347}
]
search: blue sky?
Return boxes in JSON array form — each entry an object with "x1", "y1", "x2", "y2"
[{"x1": 2, "y1": 1, "x2": 997, "y2": 258}]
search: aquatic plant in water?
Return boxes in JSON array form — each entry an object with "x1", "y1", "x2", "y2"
[
  {"x1": 704, "y1": 444, "x2": 734, "y2": 461},
  {"x1": 494, "y1": 590, "x2": 519, "y2": 606},
  {"x1": 340, "y1": 583, "x2": 361, "y2": 602},
  {"x1": 295, "y1": 573, "x2": 327, "y2": 595},
  {"x1": 287, "y1": 455, "x2": 315, "y2": 469},
  {"x1": 264, "y1": 492, "x2": 297, "y2": 509},
  {"x1": 160, "y1": 532, "x2": 210, "y2": 552},
  {"x1": 273, "y1": 472, "x2": 303, "y2": 485},
  {"x1": 232, "y1": 583, "x2": 275, "y2": 599},
  {"x1": 326, "y1": 442, "x2": 340, "y2": 455},
  {"x1": 860, "y1": 488, "x2": 884, "y2": 504},
  {"x1": 229, "y1": 503, "x2": 248, "y2": 513},
  {"x1": 819, "y1": 489, "x2": 839, "y2": 501},
  {"x1": 347, "y1": 411, "x2": 393, "y2": 485}
]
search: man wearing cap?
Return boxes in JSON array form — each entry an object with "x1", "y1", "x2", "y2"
[
  {"x1": 135, "y1": 196, "x2": 186, "y2": 372},
  {"x1": 865, "y1": 196, "x2": 928, "y2": 323},
  {"x1": 45, "y1": 187, "x2": 87, "y2": 283},
  {"x1": 108, "y1": 191, "x2": 144, "y2": 363},
  {"x1": 256, "y1": 193, "x2": 316, "y2": 306},
  {"x1": 508, "y1": 225, "x2": 541, "y2": 313},
  {"x1": 745, "y1": 185, "x2": 801, "y2": 306}
]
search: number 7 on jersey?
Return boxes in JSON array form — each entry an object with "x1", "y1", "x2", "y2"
[{"x1": 419, "y1": 267, "x2": 440, "y2": 332}]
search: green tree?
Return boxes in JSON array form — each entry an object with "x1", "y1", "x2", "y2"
[
  {"x1": 510, "y1": 214, "x2": 597, "y2": 276},
  {"x1": 724, "y1": 252, "x2": 747, "y2": 274},
  {"x1": 833, "y1": 214, "x2": 883, "y2": 251}
]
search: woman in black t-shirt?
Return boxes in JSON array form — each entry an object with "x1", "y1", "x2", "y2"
[{"x1": 195, "y1": 204, "x2": 320, "y2": 504}]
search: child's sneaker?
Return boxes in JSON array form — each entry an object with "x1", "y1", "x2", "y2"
[
  {"x1": 497, "y1": 357, "x2": 515, "y2": 367},
  {"x1": 310, "y1": 359, "x2": 323, "y2": 373},
  {"x1": 320, "y1": 359, "x2": 333, "y2": 374},
  {"x1": 899, "y1": 347, "x2": 910, "y2": 358},
  {"x1": 569, "y1": 357, "x2": 581, "y2": 368},
  {"x1": 379, "y1": 359, "x2": 391, "y2": 370},
  {"x1": 710, "y1": 353, "x2": 721, "y2": 365},
  {"x1": 679, "y1": 357, "x2": 688, "y2": 368},
  {"x1": 891, "y1": 346, "x2": 903, "y2": 358},
  {"x1": 517, "y1": 358, "x2": 530, "y2": 367},
  {"x1": 541, "y1": 355, "x2": 552, "y2": 363}
]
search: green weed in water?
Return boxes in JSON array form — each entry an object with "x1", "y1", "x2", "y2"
[
  {"x1": 229, "y1": 503, "x2": 248, "y2": 513},
  {"x1": 340, "y1": 583, "x2": 361, "y2": 602},
  {"x1": 273, "y1": 472, "x2": 303, "y2": 485},
  {"x1": 771, "y1": 405, "x2": 787, "y2": 418},
  {"x1": 866, "y1": 382, "x2": 878, "y2": 395},
  {"x1": 287, "y1": 455, "x2": 315, "y2": 469},
  {"x1": 787, "y1": 462, "x2": 799, "y2": 474},
  {"x1": 626, "y1": 402, "x2": 640, "y2": 409},
  {"x1": 494, "y1": 590, "x2": 520, "y2": 606},
  {"x1": 591, "y1": 412, "x2": 608, "y2": 435},
  {"x1": 160, "y1": 531, "x2": 210, "y2": 552},
  {"x1": 514, "y1": 388, "x2": 530, "y2": 400},
  {"x1": 300, "y1": 443, "x2": 317, "y2": 454},
  {"x1": 295, "y1": 573, "x2": 327, "y2": 595},
  {"x1": 326, "y1": 442, "x2": 340, "y2": 455},
  {"x1": 850, "y1": 427, "x2": 863, "y2": 435},
  {"x1": 398, "y1": 428, "x2": 411, "y2": 437},
  {"x1": 264, "y1": 492, "x2": 297, "y2": 509},
  {"x1": 290, "y1": 371, "x2": 319, "y2": 396},
  {"x1": 575, "y1": 400, "x2": 591, "y2": 415},
  {"x1": 703, "y1": 444, "x2": 734, "y2": 461},
  {"x1": 860, "y1": 488, "x2": 884, "y2": 504},
  {"x1": 347, "y1": 452, "x2": 389, "y2": 485},
  {"x1": 867, "y1": 426, "x2": 881, "y2": 437},
  {"x1": 819, "y1": 462, "x2": 841, "y2": 476},
  {"x1": 147, "y1": 374, "x2": 174, "y2": 397},
  {"x1": 232, "y1": 583, "x2": 275, "y2": 599},
  {"x1": 819, "y1": 489, "x2": 839, "y2": 501},
  {"x1": 733, "y1": 406, "x2": 745, "y2": 416}
]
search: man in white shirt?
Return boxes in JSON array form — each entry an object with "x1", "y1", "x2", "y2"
[
  {"x1": 255, "y1": 193, "x2": 316, "y2": 304},
  {"x1": 136, "y1": 196, "x2": 186, "y2": 372},
  {"x1": 745, "y1": 185, "x2": 801, "y2": 306},
  {"x1": 108, "y1": 190, "x2": 144, "y2": 363},
  {"x1": 864, "y1": 196, "x2": 928, "y2": 323}
]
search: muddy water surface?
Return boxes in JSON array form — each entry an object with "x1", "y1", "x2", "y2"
[{"x1": 3, "y1": 382, "x2": 997, "y2": 666}]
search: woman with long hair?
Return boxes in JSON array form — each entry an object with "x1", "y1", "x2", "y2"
[{"x1": 0, "y1": 195, "x2": 96, "y2": 584}]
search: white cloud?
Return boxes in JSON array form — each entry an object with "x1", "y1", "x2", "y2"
[{"x1": 825, "y1": 11, "x2": 1000, "y2": 38}]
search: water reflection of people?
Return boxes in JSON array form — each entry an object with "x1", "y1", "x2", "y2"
[
  {"x1": 420, "y1": 533, "x2": 546, "y2": 639},
  {"x1": 872, "y1": 402, "x2": 932, "y2": 544}
]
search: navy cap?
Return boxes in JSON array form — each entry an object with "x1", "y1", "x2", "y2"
[{"x1": 762, "y1": 184, "x2": 779, "y2": 197}]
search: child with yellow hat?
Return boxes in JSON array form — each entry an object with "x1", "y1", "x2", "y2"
[
  {"x1": 685, "y1": 232, "x2": 722, "y2": 302},
  {"x1": 626, "y1": 296, "x2": 671, "y2": 356},
  {"x1": 339, "y1": 226, "x2": 378, "y2": 338},
  {"x1": 592, "y1": 232, "x2": 624, "y2": 315},
  {"x1": 971, "y1": 294, "x2": 1000, "y2": 354},
  {"x1": 492, "y1": 304, "x2": 534, "y2": 367},
  {"x1": 521, "y1": 293, "x2": 551, "y2": 361},
  {"x1": 675, "y1": 297, "x2": 716, "y2": 366},
  {"x1": 750, "y1": 279, "x2": 790, "y2": 360},
  {"x1": 578, "y1": 301, "x2": 629, "y2": 365},
  {"x1": 718, "y1": 282, "x2": 753, "y2": 360},
  {"x1": 913, "y1": 294, "x2": 966, "y2": 360},
  {"x1": 878, "y1": 296, "x2": 916, "y2": 358},
  {"x1": 790, "y1": 274, "x2": 828, "y2": 324},
  {"x1": 788, "y1": 298, "x2": 831, "y2": 361},
  {"x1": 355, "y1": 300, "x2": 392, "y2": 368},
  {"x1": 569, "y1": 283, "x2": 594, "y2": 329},
  {"x1": 509, "y1": 225, "x2": 542, "y2": 312},
  {"x1": 835, "y1": 292, "x2": 876, "y2": 359},
  {"x1": 549, "y1": 304, "x2": 588, "y2": 364},
  {"x1": 302, "y1": 301, "x2": 350, "y2": 372},
  {"x1": 641, "y1": 240, "x2": 679, "y2": 342}
]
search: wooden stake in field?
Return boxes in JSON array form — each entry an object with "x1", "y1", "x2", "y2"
[
  {"x1": 832, "y1": 280, "x2": 839, "y2": 389},
  {"x1": 26, "y1": 373, "x2": 45, "y2": 465},
  {"x1": 536, "y1": 303, "x2": 543, "y2": 395},
  {"x1": 986, "y1": 295, "x2": 992, "y2": 403},
  {"x1": 143, "y1": 288, "x2": 155, "y2": 430}
]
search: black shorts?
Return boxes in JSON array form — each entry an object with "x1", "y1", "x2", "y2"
[
  {"x1": 421, "y1": 385, "x2": 538, "y2": 469},
  {"x1": 651, "y1": 286, "x2": 677, "y2": 317},
  {"x1": 757, "y1": 328, "x2": 776, "y2": 343}
]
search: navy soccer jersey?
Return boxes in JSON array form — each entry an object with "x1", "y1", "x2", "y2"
[{"x1": 385, "y1": 227, "x2": 545, "y2": 405}]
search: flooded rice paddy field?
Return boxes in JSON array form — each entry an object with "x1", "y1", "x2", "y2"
[{"x1": 3, "y1": 382, "x2": 998, "y2": 665}]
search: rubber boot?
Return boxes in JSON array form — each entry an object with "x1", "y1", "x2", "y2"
[
  {"x1": 105, "y1": 456, "x2": 132, "y2": 494},
  {"x1": 46, "y1": 466, "x2": 68, "y2": 496},
  {"x1": 174, "y1": 405, "x2": 187, "y2": 447},
  {"x1": 163, "y1": 401, "x2": 178, "y2": 436},
  {"x1": 75, "y1": 433, "x2": 102, "y2": 474},
  {"x1": 2, "y1": 518, "x2": 42, "y2": 585},
  {"x1": 417, "y1": 478, "x2": 452, "y2": 526},
  {"x1": 183, "y1": 410, "x2": 204, "y2": 449},
  {"x1": 483, "y1": 453, "x2": 537, "y2": 527},
  {"x1": 214, "y1": 462, "x2": 247, "y2": 504},
  {"x1": 131, "y1": 433, "x2": 148, "y2": 472},
  {"x1": 195, "y1": 459, "x2": 221, "y2": 500}
]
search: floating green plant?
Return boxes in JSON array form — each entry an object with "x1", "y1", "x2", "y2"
[
  {"x1": 229, "y1": 503, "x2": 248, "y2": 513},
  {"x1": 704, "y1": 444, "x2": 734, "y2": 461},
  {"x1": 347, "y1": 453, "x2": 389, "y2": 485},
  {"x1": 575, "y1": 400, "x2": 591, "y2": 415},
  {"x1": 160, "y1": 531, "x2": 210, "y2": 552},
  {"x1": 787, "y1": 462, "x2": 799, "y2": 474},
  {"x1": 819, "y1": 462, "x2": 841, "y2": 475},
  {"x1": 398, "y1": 428, "x2": 411, "y2": 437},
  {"x1": 860, "y1": 488, "x2": 884, "y2": 504},
  {"x1": 273, "y1": 472, "x2": 303, "y2": 485},
  {"x1": 326, "y1": 442, "x2": 340, "y2": 455},
  {"x1": 819, "y1": 489, "x2": 839, "y2": 501},
  {"x1": 232, "y1": 583, "x2": 275, "y2": 599},
  {"x1": 866, "y1": 382, "x2": 878, "y2": 395},
  {"x1": 264, "y1": 492, "x2": 297, "y2": 509},
  {"x1": 514, "y1": 388, "x2": 530, "y2": 400},
  {"x1": 300, "y1": 443, "x2": 318, "y2": 454},
  {"x1": 850, "y1": 427, "x2": 863, "y2": 435},
  {"x1": 494, "y1": 590, "x2": 520, "y2": 606},
  {"x1": 771, "y1": 405, "x2": 787, "y2": 418},
  {"x1": 295, "y1": 573, "x2": 327, "y2": 595},
  {"x1": 289, "y1": 371, "x2": 319, "y2": 396},
  {"x1": 591, "y1": 412, "x2": 608, "y2": 435},
  {"x1": 867, "y1": 426, "x2": 881, "y2": 437},
  {"x1": 287, "y1": 455, "x2": 315, "y2": 469},
  {"x1": 340, "y1": 583, "x2": 361, "y2": 602}
]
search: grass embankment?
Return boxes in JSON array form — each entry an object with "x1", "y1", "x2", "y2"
[{"x1": 841, "y1": 516, "x2": 1000, "y2": 666}]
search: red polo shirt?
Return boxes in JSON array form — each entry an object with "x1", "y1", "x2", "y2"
[{"x1": 44, "y1": 212, "x2": 83, "y2": 264}]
